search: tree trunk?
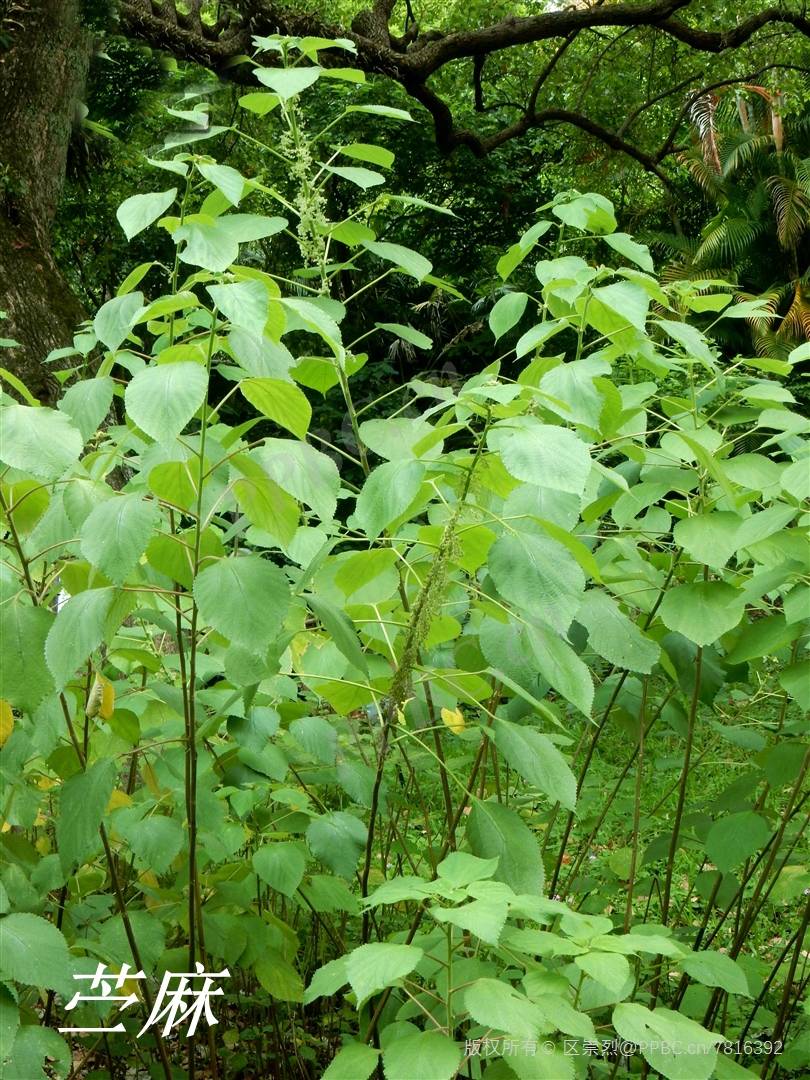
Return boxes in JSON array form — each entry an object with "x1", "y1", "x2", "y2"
[{"x1": 0, "y1": 0, "x2": 91, "y2": 403}]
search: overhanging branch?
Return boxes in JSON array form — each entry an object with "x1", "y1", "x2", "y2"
[{"x1": 117, "y1": 0, "x2": 810, "y2": 176}]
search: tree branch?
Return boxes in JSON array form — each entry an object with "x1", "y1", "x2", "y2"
[
  {"x1": 658, "y1": 8, "x2": 810, "y2": 52},
  {"x1": 117, "y1": 0, "x2": 810, "y2": 176}
]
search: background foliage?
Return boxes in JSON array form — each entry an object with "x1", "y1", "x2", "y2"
[{"x1": 0, "y1": 12, "x2": 808, "y2": 1080}]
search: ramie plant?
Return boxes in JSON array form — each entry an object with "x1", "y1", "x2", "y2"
[{"x1": 1, "y1": 35, "x2": 808, "y2": 1080}]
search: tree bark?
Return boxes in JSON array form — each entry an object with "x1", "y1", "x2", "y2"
[{"x1": 0, "y1": 0, "x2": 91, "y2": 402}]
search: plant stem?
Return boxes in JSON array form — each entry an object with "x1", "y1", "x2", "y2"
[
  {"x1": 624, "y1": 678, "x2": 647, "y2": 931},
  {"x1": 0, "y1": 487, "x2": 174, "y2": 1079}
]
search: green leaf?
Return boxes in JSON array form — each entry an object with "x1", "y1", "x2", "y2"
[
  {"x1": 679, "y1": 950, "x2": 749, "y2": 996},
  {"x1": 344, "y1": 943, "x2": 423, "y2": 1007},
  {"x1": 229, "y1": 327, "x2": 294, "y2": 379},
  {"x1": 531, "y1": 993, "x2": 596, "y2": 1039},
  {"x1": 0, "y1": 402, "x2": 82, "y2": 481},
  {"x1": 497, "y1": 220, "x2": 553, "y2": 280},
  {"x1": 612, "y1": 1003, "x2": 722, "y2": 1080},
  {"x1": 256, "y1": 439, "x2": 340, "y2": 521},
  {"x1": 576, "y1": 590, "x2": 659, "y2": 673},
  {"x1": 5, "y1": 1026, "x2": 71, "y2": 1080},
  {"x1": 240, "y1": 377, "x2": 312, "y2": 439},
  {"x1": 193, "y1": 556, "x2": 290, "y2": 652},
  {"x1": 431, "y1": 898, "x2": 509, "y2": 946},
  {"x1": 437, "y1": 852, "x2": 499, "y2": 888},
  {"x1": 174, "y1": 214, "x2": 286, "y2": 272},
  {"x1": 93, "y1": 291, "x2": 143, "y2": 352},
  {"x1": 303, "y1": 956, "x2": 348, "y2": 1004},
  {"x1": 659, "y1": 582, "x2": 745, "y2": 647},
  {"x1": 588, "y1": 281, "x2": 650, "y2": 335},
  {"x1": 574, "y1": 951, "x2": 631, "y2": 995},
  {"x1": 466, "y1": 798, "x2": 544, "y2": 895},
  {"x1": 330, "y1": 220, "x2": 376, "y2": 246},
  {"x1": 290, "y1": 715, "x2": 338, "y2": 764},
  {"x1": 340, "y1": 142, "x2": 394, "y2": 168},
  {"x1": 306, "y1": 811, "x2": 367, "y2": 878},
  {"x1": 58, "y1": 376, "x2": 114, "y2": 441},
  {"x1": 488, "y1": 420, "x2": 591, "y2": 496},
  {"x1": 124, "y1": 362, "x2": 208, "y2": 443},
  {"x1": 463, "y1": 978, "x2": 544, "y2": 1038},
  {"x1": 364, "y1": 877, "x2": 436, "y2": 907},
  {"x1": 705, "y1": 812, "x2": 770, "y2": 873},
  {"x1": 492, "y1": 718, "x2": 577, "y2": 810},
  {"x1": 656, "y1": 319, "x2": 716, "y2": 369},
  {"x1": 45, "y1": 587, "x2": 114, "y2": 688},
  {"x1": 208, "y1": 280, "x2": 269, "y2": 330},
  {"x1": 0, "y1": 978, "x2": 19, "y2": 1053},
  {"x1": 781, "y1": 458, "x2": 810, "y2": 502},
  {"x1": 282, "y1": 297, "x2": 344, "y2": 347},
  {"x1": 0, "y1": 602, "x2": 54, "y2": 713},
  {"x1": 489, "y1": 532, "x2": 586, "y2": 636},
  {"x1": 362, "y1": 240, "x2": 432, "y2": 281},
  {"x1": 232, "y1": 454, "x2": 299, "y2": 546},
  {"x1": 382, "y1": 1032, "x2": 462, "y2": 1080},
  {"x1": 346, "y1": 104, "x2": 413, "y2": 122},
  {"x1": 196, "y1": 162, "x2": 245, "y2": 205},
  {"x1": 481, "y1": 616, "x2": 593, "y2": 719},
  {"x1": 307, "y1": 595, "x2": 368, "y2": 674},
  {"x1": 780, "y1": 660, "x2": 810, "y2": 710},
  {"x1": 604, "y1": 232, "x2": 654, "y2": 271},
  {"x1": 255, "y1": 950, "x2": 304, "y2": 1002},
  {"x1": 80, "y1": 494, "x2": 161, "y2": 584},
  {"x1": 0, "y1": 913, "x2": 73, "y2": 995},
  {"x1": 117, "y1": 814, "x2": 184, "y2": 875},
  {"x1": 324, "y1": 164, "x2": 385, "y2": 189},
  {"x1": 788, "y1": 341, "x2": 810, "y2": 365},
  {"x1": 552, "y1": 192, "x2": 616, "y2": 234},
  {"x1": 724, "y1": 613, "x2": 798, "y2": 665},
  {"x1": 238, "y1": 91, "x2": 279, "y2": 116},
  {"x1": 57, "y1": 759, "x2": 117, "y2": 870},
  {"x1": 98, "y1": 910, "x2": 165, "y2": 972},
  {"x1": 376, "y1": 322, "x2": 432, "y2": 350},
  {"x1": 355, "y1": 459, "x2": 425, "y2": 539},
  {"x1": 116, "y1": 188, "x2": 176, "y2": 240},
  {"x1": 320, "y1": 66, "x2": 365, "y2": 82},
  {"x1": 253, "y1": 843, "x2": 306, "y2": 898},
  {"x1": 255, "y1": 65, "x2": 320, "y2": 99},
  {"x1": 673, "y1": 512, "x2": 742, "y2": 569},
  {"x1": 323, "y1": 1043, "x2": 379, "y2": 1080},
  {"x1": 514, "y1": 318, "x2": 565, "y2": 358},
  {"x1": 360, "y1": 417, "x2": 442, "y2": 461},
  {"x1": 489, "y1": 292, "x2": 529, "y2": 341}
]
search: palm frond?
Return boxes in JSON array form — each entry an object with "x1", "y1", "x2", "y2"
[
  {"x1": 689, "y1": 93, "x2": 722, "y2": 172},
  {"x1": 644, "y1": 231, "x2": 698, "y2": 258},
  {"x1": 680, "y1": 154, "x2": 724, "y2": 197},
  {"x1": 766, "y1": 175, "x2": 810, "y2": 250},
  {"x1": 693, "y1": 217, "x2": 765, "y2": 268},
  {"x1": 721, "y1": 133, "x2": 774, "y2": 178},
  {"x1": 778, "y1": 283, "x2": 810, "y2": 342}
]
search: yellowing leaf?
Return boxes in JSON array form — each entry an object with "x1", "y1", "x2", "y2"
[
  {"x1": 119, "y1": 974, "x2": 144, "y2": 1000},
  {"x1": 141, "y1": 761, "x2": 163, "y2": 798},
  {"x1": 107, "y1": 789, "x2": 132, "y2": 812},
  {"x1": 0, "y1": 700, "x2": 13, "y2": 747},
  {"x1": 86, "y1": 672, "x2": 115, "y2": 719},
  {"x1": 441, "y1": 706, "x2": 465, "y2": 735},
  {"x1": 101, "y1": 677, "x2": 115, "y2": 719}
]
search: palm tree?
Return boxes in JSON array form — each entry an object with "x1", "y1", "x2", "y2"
[{"x1": 654, "y1": 85, "x2": 810, "y2": 357}]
